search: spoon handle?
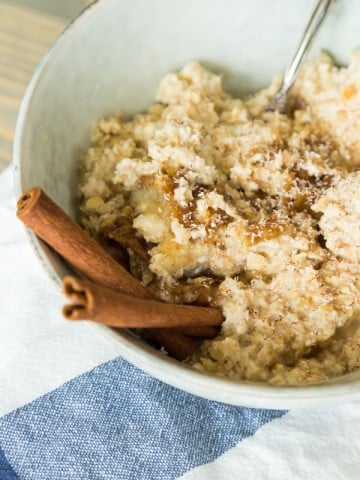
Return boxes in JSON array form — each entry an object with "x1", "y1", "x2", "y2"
[{"x1": 270, "y1": 0, "x2": 334, "y2": 113}]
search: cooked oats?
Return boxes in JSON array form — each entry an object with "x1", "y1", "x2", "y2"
[{"x1": 79, "y1": 53, "x2": 360, "y2": 384}]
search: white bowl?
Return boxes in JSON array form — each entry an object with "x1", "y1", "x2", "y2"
[{"x1": 13, "y1": 0, "x2": 360, "y2": 409}]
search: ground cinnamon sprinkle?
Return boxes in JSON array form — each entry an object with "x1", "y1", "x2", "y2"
[{"x1": 79, "y1": 51, "x2": 360, "y2": 384}]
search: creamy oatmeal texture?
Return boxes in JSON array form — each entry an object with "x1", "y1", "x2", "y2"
[{"x1": 79, "y1": 52, "x2": 360, "y2": 384}]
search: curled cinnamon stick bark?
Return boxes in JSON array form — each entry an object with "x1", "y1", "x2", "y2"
[
  {"x1": 17, "y1": 187, "x2": 150, "y2": 299},
  {"x1": 62, "y1": 276, "x2": 223, "y2": 328},
  {"x1": 17, "y1": 187, "x2": 222, "y2": 359}
]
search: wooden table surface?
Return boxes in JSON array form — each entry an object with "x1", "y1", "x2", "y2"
[{"x1": 0, "y1": 2, "x2": 88, "y2": 172}]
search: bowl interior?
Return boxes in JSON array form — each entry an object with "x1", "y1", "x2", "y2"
[{"x1": 14, "y1": 0, "x2": 360, "y2": 408}]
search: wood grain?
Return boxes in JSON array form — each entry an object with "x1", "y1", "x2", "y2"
[{"x1": 0, "y1": 2, "x2": 67, "y2": 171}]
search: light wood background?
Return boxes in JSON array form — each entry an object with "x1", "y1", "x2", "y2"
[{"x1": 0, "y1": 1, "x2": 88, "y2": 172}]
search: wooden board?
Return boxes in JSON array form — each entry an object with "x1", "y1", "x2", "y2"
[{"x1": 0, "y1": 2, "x2": 67, "y2": 171}]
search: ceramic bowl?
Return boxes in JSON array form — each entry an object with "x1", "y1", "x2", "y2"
[{"x1": 13, "y1": 0, "x2": 360, "y2": 408}]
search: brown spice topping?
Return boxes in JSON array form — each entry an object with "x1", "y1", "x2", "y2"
[{"x1": 245, "y1": 213, "x2": 288, "y2": 246}]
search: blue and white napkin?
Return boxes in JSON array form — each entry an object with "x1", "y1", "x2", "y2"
[{"x1": 0, "y1": 165, "x2": 359, "y2": 480}]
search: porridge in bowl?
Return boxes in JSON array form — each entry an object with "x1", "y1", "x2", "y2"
[{"x1": 79, "y1": 52, "x2": 360, "y2": 385}]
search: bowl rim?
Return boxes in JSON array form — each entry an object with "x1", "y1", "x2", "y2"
[{"x1": 12, "y1": 0, "x2": 360, "y2": 409}]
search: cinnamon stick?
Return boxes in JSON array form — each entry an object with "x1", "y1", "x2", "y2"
[
  {"x1": 147, "y1": 329, "x2": 199, "y2": 361},
  {"x1": 173, "y1": 326, "x2": 219, "y2": 338},
  {"x1": 62, "y1": 276, "x2": 223, "y2": 329},
  {"x1": 17, "y1": 187, "x2": 150, "y2": 299},
  {"x1": 17, "y1": 187, "x2": 222, "y2": 358}
]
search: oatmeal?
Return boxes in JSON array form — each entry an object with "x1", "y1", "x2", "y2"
[{"x1": 79, "y1": 53, "x2": 360, "y2": 384}]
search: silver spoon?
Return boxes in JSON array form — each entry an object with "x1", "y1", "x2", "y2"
[{"x1": 268, "y1": 0, "x2": 334, "y2": 113}]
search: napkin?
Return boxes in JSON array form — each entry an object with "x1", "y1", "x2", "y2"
[{"x1": 0, "y1": 165, "x2": 359, "y2": 480}]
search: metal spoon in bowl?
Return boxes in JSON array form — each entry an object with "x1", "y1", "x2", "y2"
[{"x1": 268, "y1": 0, "x2": 334, "y2": 113}]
